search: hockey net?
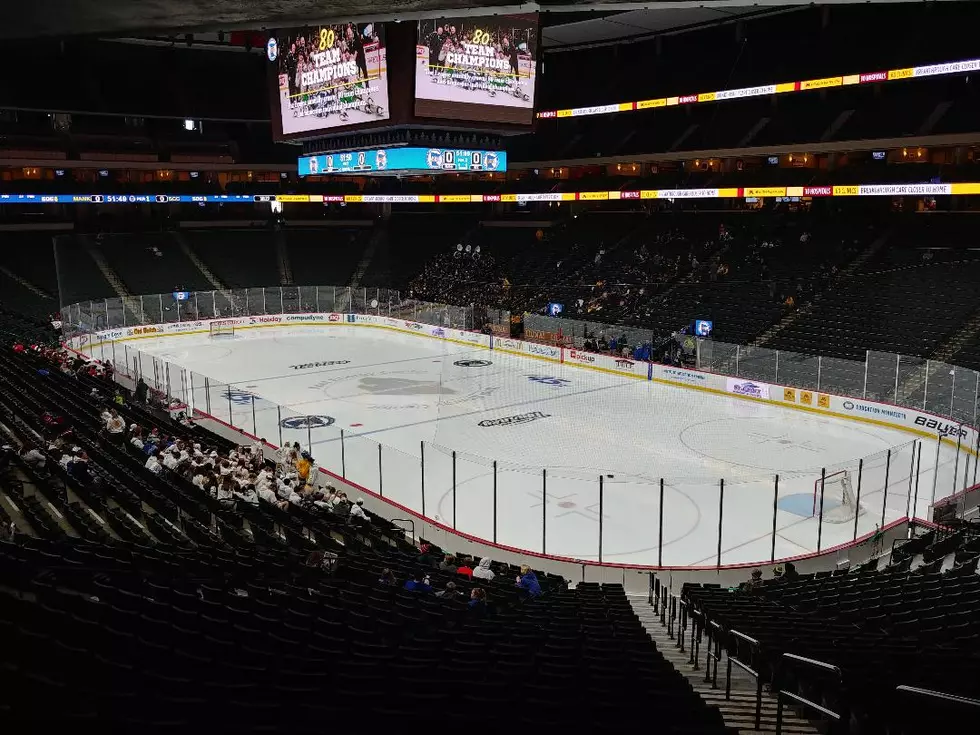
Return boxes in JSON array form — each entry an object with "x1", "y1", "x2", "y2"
[
  {"x1": 210, "y1": 320, "x2": 236, "y2": 338},
  {"x1": 813, "y1": 470, "x2": 863, "y2": 524}
]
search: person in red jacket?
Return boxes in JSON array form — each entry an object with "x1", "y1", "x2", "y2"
[{"x1": 456, "y1": 557, "x2": 474, "y2": 578}]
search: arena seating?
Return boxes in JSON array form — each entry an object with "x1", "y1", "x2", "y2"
[
  {"x1": 682, "y1": 524, "x2": 980, "y2": 734},
  {"x1": 286, "y1": 226, "x2": 374, "y2": 287},
  {"x1": 0, "y1": 339, "x2": 731, "y2": 733},
  {"x1": 96, "y1": 233, "x2": 213, "y2": 295},
  {"x1": 765, "y1": 215, "x2": 980, "y2": 360}
]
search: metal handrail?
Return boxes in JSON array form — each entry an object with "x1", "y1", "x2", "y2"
[
  {"x1": 895, "y1": 685, "x2": 980, "y2": 708},
  {"x1": 704, "y1": 620, "x2": 722, "y2": 688},
  {"x1": 775, "y1": 653, "x2": 844, "y2": 735},
  {"x1": 677, "y1": 597, "x2": 687, "y2": 652},
  {"x1": 725, "y1": 628, "x2": 764, "y2": 731}
]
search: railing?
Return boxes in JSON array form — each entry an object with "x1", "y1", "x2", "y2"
[
  {"x1": 524, "y1": 311, "x2": 980, "y2": 428},
  {"x1": 775, "y1": 653, "x2": 843, "y2": 735},
  {"x1": 726, "y1": 629, "x2": 764, "y2": 732},
  {"x1": 894, "y1": 685, "x2": 980, "y2": 731}
]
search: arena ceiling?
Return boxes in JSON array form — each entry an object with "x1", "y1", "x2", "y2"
[{"x1": 0, "y1": 0, "x2": 963, "y2": 40}]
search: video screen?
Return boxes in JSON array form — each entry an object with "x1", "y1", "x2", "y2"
[
  {"x1": 415, "y1": 14, "x2": 538, "y2": 125},
  {"x1": 271, "y1": 22, "x2": 389, "y2": 138}
]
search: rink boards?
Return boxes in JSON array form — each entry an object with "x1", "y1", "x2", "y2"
[{"x1": 69, "y1": 312, "x2": 980, "y2": 457}]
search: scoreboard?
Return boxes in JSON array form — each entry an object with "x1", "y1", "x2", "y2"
[{"x1": 298, "y1": 146, "x2": 506, "y2": 176}]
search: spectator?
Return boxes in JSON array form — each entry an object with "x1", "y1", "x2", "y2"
[
  {"x1": 438, "y1": 554, "x2": 458, "y2": 572},
  {"x1": 296, "y1": 451, "x2": 313, "y2": 489},
  {"x1": 468, "y1": 588, "x2": 488, "y2": 615},
  {"x1": 472, "y1": 557, "x2": 495, "y2": 581},
  {"x1": 516, "y1": 564, "x2": 542, "y2": 598},
  {"x1": 378, "y1": 568, "x2": 397, "y2": 586},
  {"x1": 348, "y1": 498, "x2": 370, "y2": 523},
  {"x1": 105, "y1": 409, "x2": 126, "y2": 443},
  {"x1": 68, "y1": 451, "x2": 93, "y2": 486},
  {"x1": 744, "y1": 569, "x2": 764, "y2": 591},
  {"x1": 20, "y1": 444, "x2": 47, "y2": 473},
  {"x1": 418, "y1": 542, "x2": 437, "y2": 567},
  {"x1": 456, "y1": 557, "x2": 474, "y2": 578},
  {"x1": 782, "y1": 562, "x2": 799, "y2": 579},
  {"x1": 144, "y1": 449, "x2": 163, "y2": 475},
  {"x1": 129, "y1": 427, "x2": 145, "y2": 450},
  {"x1": 436, "y1": 581, "x2": 461, "y2": 600},
  {"x1": 404, "y1": 573, "x2": 432, "y2": 593},
  {"x1": 134, "y1": 378, "x2": 149, "y2": 403}
]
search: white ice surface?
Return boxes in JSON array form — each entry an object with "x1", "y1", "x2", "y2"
[{"x1": 111, "y1": 326, "x2": 967, "y2": 566}]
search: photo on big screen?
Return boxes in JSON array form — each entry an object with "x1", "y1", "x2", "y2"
[
  {"x1": 273, "y1": 22, "x2": 389, "y2": 137},
  {"x1": 415, "y1": 14, "x2": 538, "y2": 125}
]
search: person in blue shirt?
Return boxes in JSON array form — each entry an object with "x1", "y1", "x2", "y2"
[
  {"x1": 404, "y1": 573, "x2": 432, "y2": 593},
  {"x1": 515, "y1": 565, "x2": 542, "y2": 599},
  {"x1": 467, "y1": 587, "x2": 488, "y2": 617}
]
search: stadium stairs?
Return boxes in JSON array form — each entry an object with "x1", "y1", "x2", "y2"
[
  {"x1": 172, "y1": 230, "x2": 228, "y2": 291},
  {"x1": 79, "y1": 235, "x2": 142, "y2": 324},
  {"x1": 629, "y1": 595, "x2": 819, "y2": 735}
]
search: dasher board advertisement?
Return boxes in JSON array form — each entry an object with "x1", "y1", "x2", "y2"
[
  {"x1": 271, "y1": 22, "x2": 389, "y2": 138},
  {"x1": 415, "y1": 14, "x2": 538, "y2": 125}
]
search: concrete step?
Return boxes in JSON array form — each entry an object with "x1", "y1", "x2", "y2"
[{"x1": 629, "y1": 596, "x2": 822, "y2": 735}]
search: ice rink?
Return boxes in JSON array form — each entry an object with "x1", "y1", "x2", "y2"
[{"x1": 124, "y1": 326, "x2": 968, "y2": 566}]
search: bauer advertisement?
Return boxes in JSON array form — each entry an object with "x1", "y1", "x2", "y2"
[
  {"x1": 270, "y1": 22, "x2": 388, "y2": 138},
  {"x1": 415, "y1": 14, "x2": 538, "y2": 125}
]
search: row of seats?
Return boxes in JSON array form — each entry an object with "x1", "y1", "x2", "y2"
[
  {"x1": 680, "y1": 524, "x2": 980, "y2": 734},
  {"x1": 0, "y1": 331, "x2": 730, "y2": 732}
]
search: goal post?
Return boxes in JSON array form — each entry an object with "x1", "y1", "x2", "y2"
[
  {"x1": 210, "y1": 320, "x2": 236, "y2": 338},
  {"x1": 813, "y1": 469, "x2": 863, "y2": 524}
]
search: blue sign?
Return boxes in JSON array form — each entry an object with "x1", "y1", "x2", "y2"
[
  {"x1": 299, "y1": 147, "x2": 507, "y2": 176},
  {"x1": 694, "y1": 319, "x2": 713, "y2": 337},
  {"x1": 547, "y1": 302, "x2": 563, "y2": 317},
  {"x1": 172, "y1": 291, "x2": 190, "y2": 301}
]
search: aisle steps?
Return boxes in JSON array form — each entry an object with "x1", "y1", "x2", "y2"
[{"x1": 629, "y1": 596, "x2": 820, "y2": 734}]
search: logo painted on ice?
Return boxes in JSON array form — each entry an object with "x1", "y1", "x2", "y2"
[
  {"x1": 289, "y1": 360, "x2": 351, "y2": 370},
  {"x1": 454, "y1": 359, "x2": 492, "y2": 368},
  {"x1": 279, "y1": 415, "x2": 336, "y2": 429},
  {"x1": 479, "y1": 411, "x2": 550, "y2": 428},
  {"x1": 408, "y1": 323, "x2": 424, "y2": 331},
  {"x1": 527, "y1": 375, "x2": 570, "y2": 387},
  {"x1": 222, "y1": 389, "x2": 256, "y2": 405}
]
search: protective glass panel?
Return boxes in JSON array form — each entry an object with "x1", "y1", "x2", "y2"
[
  {"x1": 734, "y1": 346, "x2": 778, "y2": 384},
  {"x1": 816, "y1": 356, "x2": 865, "y2": 397},
  {"x1": 379, "y1": 444, "x2": 424, "y2": 519},
  {"x1": 774, "y1": 351, "x2": 820, "y2": 390},
  {"x1": 282, "y1": 286, "x2": 301, "y2": 314},
  {"x1": 141, "y1": 294, "x2": 163, "y2": 325},
  {"x1": 263, "y1": 287, "x2": 282, "y2": 315},
  {"x1": 298, "y1": 286, "x2": 318, "y2": 313},
  {"x1": 194, "y1": 291, "x2": 216, "y2": 319},
  {"x1": 106, "y1": 298, "x2": 125, "y2": 329}
]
